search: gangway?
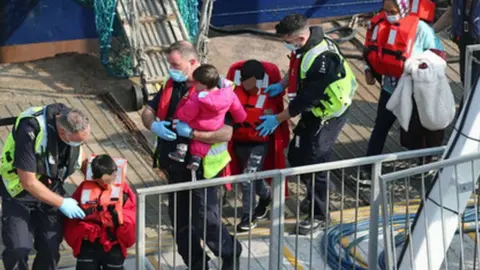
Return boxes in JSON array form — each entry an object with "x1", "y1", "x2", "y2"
[{"x1": 116, "y1": 0, "x2": 190, "y2": 106}]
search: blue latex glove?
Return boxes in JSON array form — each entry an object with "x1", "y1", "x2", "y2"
[
  {"x1": 151, "y1": 121, "x2": 177, "y2": 141},
  {"x1": 255, "y1": 115, "x2": 279, "y2": 137},
  {"x1": 264, "y1": 83, "x2": 284, "y2": 97},
  {"x1": 175, "y1": 121, "x2": 193, "y2": 138},
  {"x1": 59, "y1": 198, "x2": 86, "y2": 219}
]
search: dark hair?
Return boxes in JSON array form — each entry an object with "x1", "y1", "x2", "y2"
[
  {"x1": 91, "y1": 154, "x2": 117, "y2": 179},
  {"x1": 275, "y1": 13, "x2": 308, "y2": 36},
  {"x1": 241, "y1": 60, "x2": 265, "y2": 81},
  {"x1": 193, "y1": 64, "x2": 220, "y2": 89},
  {"x1": 165, "y1": 40, "x2": 199, "y2": 60}
]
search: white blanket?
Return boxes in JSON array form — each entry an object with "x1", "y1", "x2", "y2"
[{"x1": 386, "y1": 50, "x2": 455, "y2": 131}]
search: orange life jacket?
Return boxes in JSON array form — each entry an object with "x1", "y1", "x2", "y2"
[
  {"x1": 232, "y1": 86, "x2": 281, "y2": 143},
  {"x1": 156, "y1": 79, "x2": 196, "y2": 121},
  {"x1": 364, "y1": 14, "x2": 420, "y2": 78},
  {"x1": 80, "y1": 156, "x2": 127, "y2": 228},
  {"x1": 410, "y1": 0, "x2": 436, "y2": 23},
  {"x1": 287, "y1": 52, "x2": 301, "y2": 101}
]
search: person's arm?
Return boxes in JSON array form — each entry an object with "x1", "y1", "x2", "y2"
[
  {"x1": 141, "y1": 91, "x2": 161, "y2": 130},
  {"x1": 192, "y1": 114, "x2": 233, "y2": 144},
  {"x1": 419, "y1": 21, "x2": 445, "y2": 51},
  {"x1": 116, "y1": 184, "x2": 137, "y2": 248},
  {"x1": 279, "y1": 75, "x2": 289, "y2": 88},
  {"x1": 286, "y1": 52, "x2": 343, "y2": 119},
  {"x1": 228, "y1": 94, "x2": 247, "y2": 123},
  {"x1": 14, "y1": 120, "x2": 65, "y2": 207},
  {"x1": 433, "y1": 6, "x2": 453, "y2": 33}
]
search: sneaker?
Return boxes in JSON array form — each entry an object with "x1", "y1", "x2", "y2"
[
  {"x1": 254, "y1": 196, "x2": 271, "y2": 220},
  {"x1": 169, "y1": 144, "x2": 187, "y2": 162},
  {"x1": 296, "y1": 217, "x2": 324, "y2": 235},
  {"x1": 349, "y1": 170, "x2": 372, "y2": 186},
  {"x1": 236, "y1": 215, "x2": 257, "y2": 232},
  {"x1": 187, "y1": 155, "x2": 202, "y2": 171}
]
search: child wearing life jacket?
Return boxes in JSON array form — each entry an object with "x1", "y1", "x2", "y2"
[
  {"x1": 64, "y1": 154, "x2": 136, "y2": 270},
  {"x1": 169, "y1": 64, "x2": 247, "y2": 170},
  {"x1": 359, "y1": 0, "x2": 444, "y2": 184}
]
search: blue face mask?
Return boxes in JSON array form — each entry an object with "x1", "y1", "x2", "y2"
[
  {"x1": 284, "y1": 42, "x2": 298, "y2": 51},
  {"x1": 169, "y1": 68, "x2": 188, "y2": 82},
  {"x1": 66, "y1": 141, "x2": 82, "y2": 147}
]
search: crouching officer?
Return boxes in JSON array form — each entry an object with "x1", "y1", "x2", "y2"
[
  {"x1": 257, "y1": 14, "x2": 358, "y2": 235},
  {"x1": 0, "y1": 103, "x2": 90, "y2": 270}
]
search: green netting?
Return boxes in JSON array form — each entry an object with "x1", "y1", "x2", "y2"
[
  {"x1": 73, "y1": 0, "x2": 198, "y2": 77},
  {"x1": 176, "y1": 0, "x2": 198, "y2": 41},
  {"x1": 73, "y1": 0, "x2": 134, "y2": 78}
]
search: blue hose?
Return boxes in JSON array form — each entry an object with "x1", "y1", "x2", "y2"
[{"x1": 320, "y1": 207, "x2": 480, "y2": 270}]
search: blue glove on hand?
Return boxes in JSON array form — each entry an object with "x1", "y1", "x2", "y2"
[
  {"x1": 59, "y1": 198, "x2": 86, "y2": 219},
  {"x1": 255, "y1": 115, "x2": 279, "y2": 137},
  {"x1": 264, "y1": 83, "x2": 284, "y2": 97},
  {"x1": 151, "y1": 121, "x2": 177, "y2": 141},
  {"x1": 175, "y1": 121, "x2": 193, "y2": 138}
]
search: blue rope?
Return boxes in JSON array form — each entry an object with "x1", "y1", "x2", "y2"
[{"x1": 321, "y1": 207, "x2": 480, "y2": 270}]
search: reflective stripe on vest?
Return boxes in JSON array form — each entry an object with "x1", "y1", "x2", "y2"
[
  {"x1": 0, "y1": 106, "x2": 82, "y2": 198},
  {"x1": 299, "y1": 40, "x2": 357, "y2": 120},
  {"x1": 202, "y1": 142, "x2": 231, "y2": 179}
]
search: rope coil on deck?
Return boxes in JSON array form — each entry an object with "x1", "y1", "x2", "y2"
[{"x1": 321, "y1": 206, "x2": 480, "y2": 270}]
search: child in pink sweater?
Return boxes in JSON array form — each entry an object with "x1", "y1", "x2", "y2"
[{"x1": 169, "y1": 64, "x2": 247, "y2": 170}]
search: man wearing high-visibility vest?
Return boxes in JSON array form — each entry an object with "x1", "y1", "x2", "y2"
[
  {"x1": 0, "y1": 103, "x2": 90, "y2": 270},
  {"x1": 257, "y1": 14, "x2": 358, "y2": 235},
  {"x1": 141, "y1": 41, "x2": 242, "y2": 270}
]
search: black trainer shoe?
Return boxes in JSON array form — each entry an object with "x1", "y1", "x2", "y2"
[
  {"x1": 236, "y1": 215, "x2": 257, "y2": 232},
  {"x1": 169, "y1": 144, "x2": 187, "y2": 162},
  {"x1": 186, "y1": 155, "x2": 202, "y2": 171},
  {"x1": 296, "y1": 217, "x2": 324, "y2": 235},
  {"x1": 254, "y1": 195, "x2": 271, "y2": 220}
]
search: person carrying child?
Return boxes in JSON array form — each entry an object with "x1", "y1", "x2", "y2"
[
  {"x1": 169, "y1": 64, "x2": 247, "y2": 170},
  {"x1": 64, "y1": 154, "x2": 136, "y2": 270}
]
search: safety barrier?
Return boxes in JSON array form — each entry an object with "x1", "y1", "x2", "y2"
[
  {"x1": 378, "y1": 152, "x2": 480, "y2": 270},
  {"x1": 134, "y1": 146, "x2": 445, "y2": 270}
]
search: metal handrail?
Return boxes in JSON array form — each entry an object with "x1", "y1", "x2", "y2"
[
  {"x1": 136, "y1": 146, "x2": 445, "y2": 196},
  {"x1": 380, "y1": 151, "x2": 480, "y2": 183}
]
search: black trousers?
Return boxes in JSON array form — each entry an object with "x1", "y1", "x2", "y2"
[
  {"x1": 288, "y1": 112, "x2": 348, "y2": 219},
  {"x1": 76, "y1": 240, "x2": 125, "y2": 270},
  {"x1": 366, "y1": 90, "x2": 396, "y2": 157},
  {"x1": 166, "y1": 167, "x2": 242, "y2": 268},
  {"x1": 1, "y1": 198, "x2": 64, "y2": 270}
]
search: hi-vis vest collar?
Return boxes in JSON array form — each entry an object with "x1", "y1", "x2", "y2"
[{"x1": 0, "y1": 105, "x2": 83, "y2": 198}]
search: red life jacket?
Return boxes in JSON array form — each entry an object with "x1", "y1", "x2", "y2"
[
  {"x1": 287, "y1": 52, "x2": 301, "y2": 100},
  {"x1": 80, "y1": 156, "x2": 127, "y2": 228},
  {"x1": 410, "y1": 0, "x2": 436, "y2": 23},
  {"x1": 232, "y1": 86, "x2": 281, "y2": 143},
  {"x1": 156, "y1": 79, "x2": 196, "y2": 121},
  {"x1": 364, "y1": 14, "x2": 420, "y2": 78}
]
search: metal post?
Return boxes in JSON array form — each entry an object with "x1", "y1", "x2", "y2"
[
  {"x1": 368, "y1": 162, "x2": 382, "y2": 270},
  {"x1": 464, "y1": 46, "x2": 473, "y2": 104},
  {"x1": 380, "y1": 176, "x2": 395, "y2": 270},
  {"x1": 269, "y1": 173, "x2": 285, "y2": 269},
  {"x1": 136, "y1": 194, "x2": 146, "y2": 269}
]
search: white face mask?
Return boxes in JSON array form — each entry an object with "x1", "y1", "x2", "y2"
[{"x1": 387, "y1": 14, "x2": 400, "y2": 24}]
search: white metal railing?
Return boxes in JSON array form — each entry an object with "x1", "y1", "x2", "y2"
[
  {"x1": 134, "y1": 146, "x2": 445, "y2": 269},
  {"x1": 378, "y1": 152, "x2": 480, "y2": 270}
]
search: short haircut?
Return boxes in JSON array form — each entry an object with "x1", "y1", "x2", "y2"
[
  {"x1": 57, "y1": 108, "x2": 89, "y2": 134},
  {"x1": 193, "y1": 64, "x2": 220, "y2": 89},
  {"x1": 165, "y1": 40, "x2": 199, "y2": 61},
  {"x1": 91, "y1": 154, "x2": 117, "y2": 179},
  {"x1": 275, "y1": 13, "x2": 309, "y2": 36},
  {"x1": 241, "y1": 60, "x2": 265, "y2": 81}
]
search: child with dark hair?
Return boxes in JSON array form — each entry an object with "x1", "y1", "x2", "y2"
[
  {"x1": 64, "y1": 154, "x2": 136, "y2": 270},
  {"x1": 169, "y1": 64, "x2": 247, "y2": 170}
]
